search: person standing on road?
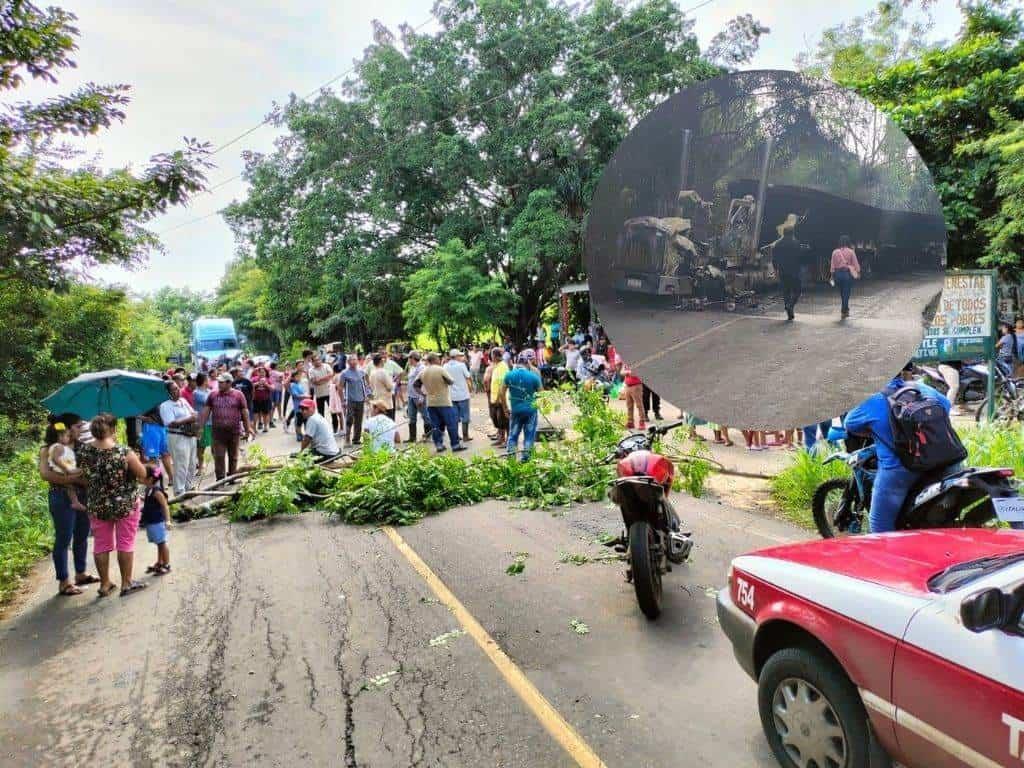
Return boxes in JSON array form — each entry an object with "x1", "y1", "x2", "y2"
[
  {"x1": 329, "y1": 361, "x2": 346, "y2": 436},
  {"x1": 771, "y1": 224, "x2": 805, "y2": 321},
  {"x1": 269, "y1": 362, "x2": 284, "y2": 427},
  {"x1": 308, "y1": 354, "x2": 334, "y2": 419},
  {"x1": 159, "y1": 380, "x2": 197, "y2": 498},
  {"x1": 368, "y1": 354, "x2": 396, "y2": 420},
  {"x1": 38, "y1": 415, "x2": 100, "y2": 596},
  {"x1": 486, "y1": 348, "x2": 509, "y2": 447},
  {"x1": 76, "y1": 413, "x2": 150, "y2": 597},
  {"x1": 468, "y1": 345, "x2": 484, "y2": 391},
  {"x1": 420, "y1": 352, "x2": 466, "y2": 453},
  {"x1": 444, "y1": 349, "x2": 474, "y2": 442},
  {"x1": 405, "y1": 351, "x2": 431, "y2": 443},
  {"x1": 231, "y1": 367, "x2": 254, "y2": 423},
  {"x1": 622, "y1": 365, "x2": 644, "y2": 429},
  {"x1": 192, "y1": 372, "x2": 212, "y2": 481},
  {"x1": 830, "y1": 235, "x2": 861, "y2": 319},
  {"x1": 500, "y1": 352, "x2": 543, "y2": 461},
  {"x1": 198, "y1": 373, "x2": 255, "y2": 480},
  {"x1": 341, "y1": 355, "x2": 368, "y2": 446}
]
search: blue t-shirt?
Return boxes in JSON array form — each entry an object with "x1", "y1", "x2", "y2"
[
  {"x1": 140, "y1": 422, "x2": 168, "y2": 460},
  {"x1": 504, "y1": 367, "x2": 543, "y2": 415},
  {"x1": 843, "y1": 377, "x2": 950, "y2": 471}
]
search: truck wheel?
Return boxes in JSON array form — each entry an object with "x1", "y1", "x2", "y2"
[{"x1": 758, "y1": 647, "x2": 889, "y2": 768}]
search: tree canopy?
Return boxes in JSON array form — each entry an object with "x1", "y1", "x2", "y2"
[
  {"x1": 801, "y1": 1, "x2": 1024, "y2": 275},
  {"x1": 225, "y1": 0, "x2": 767, "y2": 346}
]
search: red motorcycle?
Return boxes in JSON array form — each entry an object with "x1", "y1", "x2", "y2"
[{"x1": 603, "y1": 421, "x2": 694, "y2": 619}]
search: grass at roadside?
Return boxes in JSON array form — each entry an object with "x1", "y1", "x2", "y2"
[
  {"x1": 770, "y1": 424, "x2": 1024, "y2": 531},
  {"x1": 0, "y1": 449, "x2": 51, "y2": 605}
]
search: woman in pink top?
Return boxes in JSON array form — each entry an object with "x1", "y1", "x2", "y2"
[{"x1": 830, "y1": 235, "x2": 861, "y2": 318}]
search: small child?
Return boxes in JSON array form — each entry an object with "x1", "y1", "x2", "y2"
[
  {"x1": 46, "y1": 421, "x2": 85, "y2": 511},
  {"x1": 141, "y1": 462, "x2": 171, "y2": 575}
]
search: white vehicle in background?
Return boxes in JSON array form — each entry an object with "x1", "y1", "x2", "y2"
[{"x1": 191, "y1": 317, "x2": 243, "y2": 369}]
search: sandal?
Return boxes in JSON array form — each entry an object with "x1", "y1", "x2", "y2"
[
  {"x1": 58, "y1": 584, "x2": 84, "y2": 596},
  {"x1": 145, "y1": 564, "x2": 161, "y2": 574},
  {"x1": 120, "y1": 581, "x2": 148, "y2": 597},
  {"x1": 155, "y1": 564, "x2": 172, "y2": 575},
  {"x1": 74, "y1": 574, "x2": 101, "y2": 585},
  {"x1": 97, "y1": 584, "x2": 117, "y2": 598}
]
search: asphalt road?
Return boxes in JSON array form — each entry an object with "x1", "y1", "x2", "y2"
[
  {"x1": 593, "y1": 271, "x2": 943, "y2": 430},
  {"x1": 0, "y1": 425, "x2": 806, "y2": 768}
]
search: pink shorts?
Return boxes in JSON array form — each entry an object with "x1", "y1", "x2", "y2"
[{"x1": 90, "y1": 501, "x2": 141, "y2": 554}]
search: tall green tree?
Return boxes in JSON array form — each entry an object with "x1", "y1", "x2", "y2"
[
  {"x1": 802, "y1": 1, "x2": 1024, "y2": 274},
  {"x1": 226, "y1": 0, "x2": 766, "y2": 345},
  {"x1": 214, "y1": 257, "x2": 280, "y2": 352},
  {"x1": 402, "y1": 239, "x2": 512, "y2": 348}
]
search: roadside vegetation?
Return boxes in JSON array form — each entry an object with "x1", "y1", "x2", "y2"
[
  {"x1": 0, "y1": 450, "x2": 51, "y2": 605},
  {"x1": 770, "y1": 424, "x2": 1024, "y2": 530}
]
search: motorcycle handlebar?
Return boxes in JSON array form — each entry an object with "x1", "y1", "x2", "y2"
[{"x1": 652, "y1": 420, "x2": 685, "y2": 436}]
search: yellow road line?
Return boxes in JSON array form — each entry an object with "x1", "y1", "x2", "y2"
[{"x1": 383, "y1": 526, "x2": 607, "y2": 768}]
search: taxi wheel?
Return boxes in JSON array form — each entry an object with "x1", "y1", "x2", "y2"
[{"x1": 758, "y1": 647, "x2": 889, "y2": 768}]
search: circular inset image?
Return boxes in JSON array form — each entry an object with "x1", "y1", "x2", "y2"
[{"x1": 584, "y1": 70, "x2": 945, "y2": 430}]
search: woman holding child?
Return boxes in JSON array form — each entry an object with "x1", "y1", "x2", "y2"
[{"x1": 38, "y1": 413, "x2": 99, "y2": 596}]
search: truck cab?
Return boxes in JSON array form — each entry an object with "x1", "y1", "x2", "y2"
[{"x1": 191, "y1": 317, "x2": 242, "y2": 369}]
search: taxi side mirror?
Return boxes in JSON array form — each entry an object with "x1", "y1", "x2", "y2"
[{"x1": 961, "y1": 588, "x2": 1006, "y2": 633}]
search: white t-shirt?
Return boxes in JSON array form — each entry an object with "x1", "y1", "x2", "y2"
[
  {"x1": 444, "y1": 360, "x2": 472, "y2": 401},
  {"x1": 303, "y1": 413, "x2": 339, "y2": 456},
  {"x1": 159, "y1": 398, "x2": 195, "y2": 429},
  {"x1": 310, "y1": 364, "x2": 334, "y2": 399},
  {"x1": 564, "y1": 348, "x2": 580, "y2": 371},
  {"x1": 363, "y1": 414, "x2": 397, "y2": 452},
  {"x1": 468, "y1": 351, "x2": 483, "y2": 373}
]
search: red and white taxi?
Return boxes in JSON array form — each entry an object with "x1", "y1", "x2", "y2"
[{"x1": 717, "y1": 529, "x2": 1024, "y2": 768}]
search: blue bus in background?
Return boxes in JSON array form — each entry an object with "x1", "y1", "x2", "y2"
[{"x1": 191, "y1": 317, "x2": 242, "y2": 368}]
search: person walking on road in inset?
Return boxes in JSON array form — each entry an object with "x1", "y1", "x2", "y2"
[
  {"x1": 159, "y1": 380, "x2": 197, "y2": 498},
  {"x1": 445, "y1": 349, "x2": 475, "y2": 442},
  {"x1": 420, "y1": 352, "x2": 466, "y2": 453},
  {"x1": 771, "y1": 223, "x2": 805, "y2": 321},
  {"x1": 830, "y1": 235, "x2": 861, "y2": 319},
  {"x1": 500, "y1": 352, "x2": 543, "y2": 461},
  {"x1": 198, "y1": 373, "x2": 255, "y2": 480},
  {"x1": 341, "y1": 354, "x2": 369, "y2": 446}
]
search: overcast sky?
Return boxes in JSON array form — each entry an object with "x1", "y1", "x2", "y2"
[{"x1": 16, "y1": 0, "x2": 965, "y2": 295}]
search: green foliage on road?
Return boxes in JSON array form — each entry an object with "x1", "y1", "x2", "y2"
[
  {"x1": 0, "y1": 450, "x2": 52, "y2": 605},
  {"x1": 229, "y1": 451, "x2": 328, "y2": 522}
]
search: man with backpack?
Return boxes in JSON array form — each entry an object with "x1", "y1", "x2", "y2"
[{"x1": 843, "y1": 362, "x2": 964, "y2": 533}]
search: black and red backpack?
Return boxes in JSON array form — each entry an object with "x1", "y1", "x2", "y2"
[{"x1": 882, "y1": 385, "x2": 967, "y2": 473}]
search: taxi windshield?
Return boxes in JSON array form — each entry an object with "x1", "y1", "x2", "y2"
[{"x1": 928, "y1": 552, "x2": 1024, "y2": 593}]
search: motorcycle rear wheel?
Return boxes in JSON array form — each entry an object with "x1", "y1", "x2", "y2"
[
  {"x1": 629, "y1": 521, "x2": 663, "y2": 620},
  {"x1": 812, "y1": 478, "x2": 861, "y2": 538}
]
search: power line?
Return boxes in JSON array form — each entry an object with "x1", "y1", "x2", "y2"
[{"x1": 157, "y1": 0, "x2": 718, "y2": 237}]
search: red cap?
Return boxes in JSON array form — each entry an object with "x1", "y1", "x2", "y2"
[{"x1": 300, "y1": 398, "x2": 317, "y2": 410}]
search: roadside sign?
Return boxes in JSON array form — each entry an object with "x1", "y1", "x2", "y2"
[{"x1": 914, "y1": 270, "x2": 997, "y2": 362}]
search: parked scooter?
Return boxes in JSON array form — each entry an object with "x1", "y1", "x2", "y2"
[
  {"x1": 812, "y1": 426, "x2": 1022, "y2": 536},
  {"x1": 602, "y1": 422, "x2": 694, "y2": 619},
  {"x1": 915, "y1": 361, "x2": 1024, "y2": 423}
]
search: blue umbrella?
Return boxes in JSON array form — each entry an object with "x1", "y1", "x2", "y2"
[{"x1": 42, "y1": 370, "x2": 169, "y2": 420}]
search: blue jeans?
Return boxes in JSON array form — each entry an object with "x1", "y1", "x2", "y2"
[
  {"x1": 49, "y1": 488, "x2": 90, "y2": 582},
  {"x1": 835, "y1": 269, "x2": 854, "y2": 314},
  {"x1": 428, "y1": 405, "x2": 461, "y2": 449},
  {"x1": 407, "y1": 398, "x2": 429, "y2": 440},
  {"x1": 507, "y1": 410, "x2": 539, "y2": 461},
  {"x1": 453, "y1": 398, "x2": 471, "y2": 426},
  {"x1": 869, "y1": 464, "x2": 919, "y2": 533}
]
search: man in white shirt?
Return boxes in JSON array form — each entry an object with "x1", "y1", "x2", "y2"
[
  {"x1": 561, "y1": 340, "x2": 581, "y2": 379},
  {"x1": 363, "y1": 399, "x2": 401, "y2": 452},
  {"x1": 444, "y1": 349, "x2": 474, "y2": 442},
  {"x1": 298, "y1": 399, "x2": 340, "y2": 458},
  {"x1": 159, "y1": 380, "x2": 197, "y2": 496},
  {"x1": 308, "y1": 354, "x2": 334, "y2": 419},
  {"x1": 468, "y1": 345, "x2": 484, "y2": 390},
  {"x1": 368, "y1": 354, "x2": 396, "y2": 419}
]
